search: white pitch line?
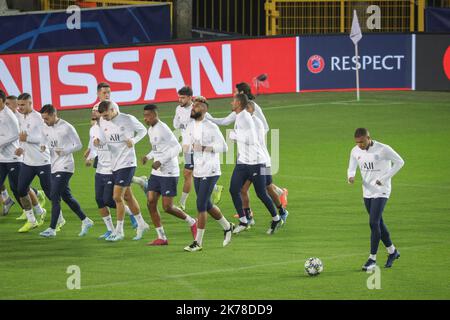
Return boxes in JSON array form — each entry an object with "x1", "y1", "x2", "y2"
[
  {"x1": 331, "y1": 101, "x2": 405, "y2": 106},
  {"x1": 4, "y1": 242, "x2": 445, "y2": 299}
]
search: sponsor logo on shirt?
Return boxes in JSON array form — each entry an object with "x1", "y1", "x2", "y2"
[
  {"x1": 362, "y1": 162, "x2": 374, "y2": 170},
  {"x1": 109, "y1": 134, "x2": 120, "y2": 142}
]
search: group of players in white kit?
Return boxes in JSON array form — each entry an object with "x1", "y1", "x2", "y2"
[
  {"x1": 1, "y1": 80, "x2": 404, "y2": 269},
  {"x1": 0, "y1": 82, "x2": 289, "y2": 253}
]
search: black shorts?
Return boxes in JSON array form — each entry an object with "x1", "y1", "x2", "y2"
[
  {"x1": 112, "y1": 167, "x2": 136, "y2": 187},
  {"x1": 147, "y1": 175, "x2": 179, "y2": 197}
]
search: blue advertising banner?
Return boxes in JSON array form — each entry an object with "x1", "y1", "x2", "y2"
[
  {"x1": 426, "y1": 8, "x2": 450, "y2": 33},
  {"x1": 0, "y1": 4, "x2": 170, "y2": 53},
  {"x1": 297, "y1": 34, "x2": 412, "y2": 91}
]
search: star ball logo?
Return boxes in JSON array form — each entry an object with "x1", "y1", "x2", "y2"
[{"x1": 307, "y1": 55, "x2": 325, "y2": 74}]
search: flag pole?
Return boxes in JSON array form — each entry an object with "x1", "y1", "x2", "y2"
[
  {"x1": 355, "y1": 43, "x2": 360, "y2": 101},
  {"x1": 350, "y1": 9, "x2": 362, "y2": 102}
]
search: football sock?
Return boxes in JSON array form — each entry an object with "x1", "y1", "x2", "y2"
[
  {"x1": 116, "y1": 220, "x2": 124, "y2": 235},
  {"x1": 156, "y1": 227, "x2": 167, "y2": 240},
  {"x1": 195, "y1": 229, "x2": 205, "y2": 246},
  {"x1": 180, "y1": 192, "x2": 189, "y2": 206},
  {"x1": 274, "y1": 186, "x2": 284, "y2": 196},
  {"x1": 369, "y1": 254, "x2": 377, "y2": 261},
  {"x1": 134, "y1": 213, "x2": 146, "y2": 228},
  {"x1": 26, "y1": 209, "x2": 36, "y2": 224},
  {"x1": 33, "y1": 204, "x2": 44, "y2": 215},
  {"x1": 124, "y1": 205, "x2": 133, "y2": 216},
  {"x1": 184, "y1": 215, "x2": 196, "y2": 226},
  {"x1": 1, "y1": 190, "x2": 9, "y2": 202},
  {"x1": 102, "y1": 215, "x2": 114, "y2": 232},
  {"x1": 387, "y1": 245, "x2": 396, "y2": 254},
  {"x1": 239, "y1": 216, "x2": 248, "y2": 225},
  {"x1": 217, "y1": 217, "x2": 230, "y2": 230}
]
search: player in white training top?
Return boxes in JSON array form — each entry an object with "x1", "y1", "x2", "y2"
[
  {"x1": 182, "y1": 96, "x2": 234, "y2": 252},
  {"x1": 38, "y1": 104, "x2": 94, "y2": 238},
  {"x1": 142, "y1": 104, "x2": 198, "y2": 246},
  {"x1": 15, "y1": 93, "x2": 51, "y2": 233},
  {"x1": 206, "y1": 82, "x2": 288, "y2": 220},
  {"x1": 347, "y1": 128, "x2": 404, "y2": 271},
  {"x1": 0, "y1": 94, "x2": 46, "y2": 219},
  {"x1": 96, "y1": 100, "x2": 149, "y2": 242},
  {"x1": 173, "y1": 86, "x2": 195, "y2": 210}
]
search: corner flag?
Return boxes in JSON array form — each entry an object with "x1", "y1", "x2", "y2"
[
  {"x1": 350, "y1": 10, "x2": 362, "y2": 45},
  {"x1": 350, "y1": 10, "x2": 362, "y2": 101}
]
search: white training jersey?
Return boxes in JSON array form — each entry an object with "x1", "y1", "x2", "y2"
[
  {"x1": 252, "y1": 114, "x2": 271, "y2": 167},
  {"x1": 232, "y1": 110, "x2": 266, "y2": 165},
  {"x1": 253, "y1": 102, "x2": 269, "y2": 133},
  {"x1": 12, "y1": 109, "x2": 21, "y2": 122},
  {"x1": 17, "y1": 109, "x2": 51, "y2": 167},
  {"x1": 87, "y1": 124, "x2": 113, "y2": 175},
  {"x1": 98, "y1": 113, "x2": 146, "y2": 171},
  {"x1": 173, "y1": 103, "x2": 193, "y2": 144},
  {"x1": 347, "y1": 140, "x2": 405, "y2": 199},
  {"x1": 146, "y1": 120, "x2": 181, "y2": 177},
  {"x1": 173, "y1": 103, "x2": 193, "y2": 130},
  {"x1": 43, "y1": 119, "x2": 82, "y2": 174},
  {"x1": 0, "y1": 107, "x2": 22, "y2": 163},
  {"x1": 184, "y1": 118, "x2": 228, "y2": 178},
  {"x1": 205, "y1": 101, "x2": 269, "y2": 132},
  {"x1": 205, "y1": 111, "x2": 236, "y2": 126}
]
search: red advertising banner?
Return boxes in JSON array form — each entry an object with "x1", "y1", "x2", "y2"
[{"x1": 0, "y1": 37, "x2": 297, "y2": 110}]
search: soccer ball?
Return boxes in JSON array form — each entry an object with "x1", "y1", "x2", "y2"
[{"x1": 304, "y1": 257, "x2": 323, "y2": 276}]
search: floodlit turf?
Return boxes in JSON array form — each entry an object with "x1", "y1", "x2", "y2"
[{"x1": 1, "y1": 90, "x2": 449, "y2": 300}]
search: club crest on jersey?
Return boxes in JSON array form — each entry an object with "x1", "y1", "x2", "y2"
[
  {"x1": 307, "y1": 55, "x2": 325, "y2": 74},
  {"x1": 120, "y1": 126, "x2": 125, "y2": 131}
]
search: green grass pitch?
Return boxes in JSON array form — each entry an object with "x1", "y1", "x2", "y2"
[{"x1": 0, "y1": 90, "x2": 449, "y2": 300}]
